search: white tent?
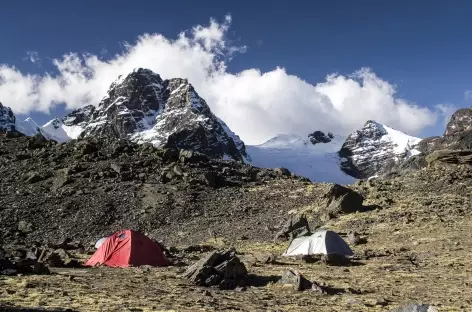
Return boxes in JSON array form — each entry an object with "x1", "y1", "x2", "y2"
[
  {"x1": 283, "y1": 230, "x2": 353, "y2": 256},
  {"x1": 94, "y1": 237, "x2": 108, "y2": 249}
]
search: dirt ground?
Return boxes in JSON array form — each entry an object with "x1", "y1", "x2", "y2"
[
  {"x1": 2, "y1": 161, "x2": 472, "y2": 312},
  {"x1": 2, "y1": 202, "x2": 472, "y2": 312}
]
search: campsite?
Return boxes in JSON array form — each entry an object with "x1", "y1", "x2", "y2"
[
  {"x1": 1, "y1": 131, "x2": 472, "y2": 311},
  {"x1": 2, "y1": 196, "x2": 472, "y2": 312}
]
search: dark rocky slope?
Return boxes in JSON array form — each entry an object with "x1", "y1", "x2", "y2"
[{"x1": 1, "y1": 133, "x2": 361, "y2": 247}]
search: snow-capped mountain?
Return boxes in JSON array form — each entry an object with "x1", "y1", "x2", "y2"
[
  {"x1": 338, "y1": 120, "x2": 422, "y2": 179},
  {"x1": 11, "y1": 68, "x2": 248, "y2": 162},
  {"x1": 0, "y1": 102, "x2": 16, "y2": 132},
  {"x1": 247, "y1": 131, "x2": 356, "y2": 184},
  {"x1": 0, "y1": 69, "x2": 435, "y2": 183}
]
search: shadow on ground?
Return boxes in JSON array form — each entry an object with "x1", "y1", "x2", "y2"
[{"x1": 246, "y1": 274, "x2": 281, "y2": 287}]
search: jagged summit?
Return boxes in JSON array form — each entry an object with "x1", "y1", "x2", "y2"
[
  {"x1": 338, "y1": 120, "x2": 421, "y2": 179},
  {"x1": 9, "y1": 68, "x2": 248, "y2": 161}
]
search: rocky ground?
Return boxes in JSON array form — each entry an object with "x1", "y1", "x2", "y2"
[{"x1": 1, "y1": 133, "x2": 472, "y2": 311}]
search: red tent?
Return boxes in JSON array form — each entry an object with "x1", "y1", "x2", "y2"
[{"x1": 85, "y1": 229, "x2": 170, "y2": 267}]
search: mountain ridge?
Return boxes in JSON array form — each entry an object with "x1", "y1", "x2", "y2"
[
  {"x1": 0, "y1": 68, "x2": 459, "y2": 182},
  {"x1": 5, "y1": 68, "x2": 249, "y2": 162}
]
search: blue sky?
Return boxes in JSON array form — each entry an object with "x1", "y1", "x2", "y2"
[{"x1": 1, "y1": 0, "x2": 471, "y2": 143}]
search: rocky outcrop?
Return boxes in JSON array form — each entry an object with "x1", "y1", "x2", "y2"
[
  {"x1": 317, "y1": 184, "x2": 364, "y2": 221},
  {"x1": 385, "y1": 108, "x2": 472, "y2": 177},
  {"x1": 418, "y1": 108, "x2": 472, "y2": 153},
  {"x1": 308, "y1": 131, "x2": 334, "y2": 145},
  {"x1": 339, "y1": 120, "x2": 421, "y2": 179},
  {"x1": 425, "y1": 150, "x2": 472, "y2": 166},
  {"x1": 0, "y1": 102, "x2": 16, "y2": 133}
]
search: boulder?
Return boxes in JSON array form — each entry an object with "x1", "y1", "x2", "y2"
[
  {"x1": 274, "y1": 214, "x2": 311, "y2": 242},
  {"x1": 274, "y1": 167, "x2": 291, "y2": 177},
  {"x1": 161, "y1": 148, "x2": 179, "y2": 161},
  {"x1": 182, "y1": 249, "x2": 247, "y2": 290},
  {"x1": 201, "y1": 172, "x2": 218, "y2": 188},
  {"x1": 0, "y1": 245, "x2": 51, "y2": 276},
  {"x1": 278, "y1": 269, "x2": 326, "y2": 293},
  {"x1": 32, "y1": 262, "x2": 50, "y2": 274},
  {"x1": 321, "y1": 253, "x2": 350, "y2": 266},
  {"x1": 319, "y1": 184, "x2": 364, "y2": 221},
  {"x1": 39, "y1": 248, "x2": 80, "y2": 268},
  {"x1": 18, "y1": 221, "x2": 34, "y2": 234},
  {"x1": 347, "y1": 231, "x2": 366, "y2": 246},
  {"x1": 0, "y1": 258, "x2": 17, "y2": 276}
]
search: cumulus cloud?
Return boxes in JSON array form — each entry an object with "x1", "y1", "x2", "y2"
[
  {"x1": 435, "y1": 103, "x2": 459, "y2": 127},
  {"x1": 0, "y1": 15, "x2": 442, "y2": 144}
]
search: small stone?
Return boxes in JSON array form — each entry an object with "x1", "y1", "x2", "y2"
[
  {"x1": 347, "y1": 230, "x2": 366, "y2": 245},
  {"x1": 278, "y1": 269, "x2": 313, "y2": 291},
  {"x1": 274, "y1": 167, "x2": 291, "y2": 177},
  {"x1": 376, "y1": 297, "x2": 389, "y2": 307},
  {"x1": 18, "y1": 221, "x2": 34, "y2": 233}
]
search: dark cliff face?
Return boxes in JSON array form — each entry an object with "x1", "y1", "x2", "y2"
[
  {"x1": 78, "y1": 68, "x2": 164, "y2": 139},
  {"x1": 60, "y1": 68, "x2": 248, "y2": 161},
  {"x1": 380, "y1": 108, "x2": 472, "y2": 178},
  {"x1": 62, "y1": 105, "x2": 96, "y2": 128},
  {"x1": 0, "y1": 102, "x2": 16, "y2": 132},
  {"x1": 418, "y1": 108, "x2": 472, "y2": 153}
]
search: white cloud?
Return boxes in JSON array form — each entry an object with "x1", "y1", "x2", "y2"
[
  {"x1": 0, "y1": 15, "x2": 440, "y2": 144},
  {"x1": 435, "y1": 103, "x2": 458, "y2": 127},
  {"x1": 24, "y1": 51, "x2": 40, "y2": 64}
]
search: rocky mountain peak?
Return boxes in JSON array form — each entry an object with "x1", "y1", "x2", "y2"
[
  {"x1": 308, "y1": 131, "x2": 334, "y2": 145},
  {"x1": 0, "y1": 102, "x2": 16, "y2": 132},
  {"x1": 38, "y1": 68, "x2": 248, "y2": 161},
  {"x1": 444, "y1": 108, "x2": 472, "y2": 136},
  {"x1": 338, "y1": 121, "x2": 421, "y2": 179}
]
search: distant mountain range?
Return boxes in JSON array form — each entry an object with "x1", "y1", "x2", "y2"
[{"x1": 0, "y1": 68, "x2": 439, "y2": 183}]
